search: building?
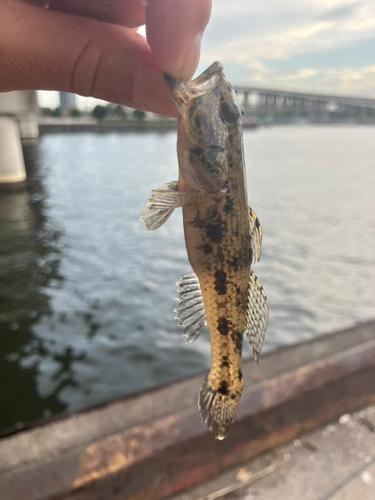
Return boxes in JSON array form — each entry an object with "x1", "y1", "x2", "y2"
[{"x1": 59, "y1": 92, "x2": 76, "y2": 112}]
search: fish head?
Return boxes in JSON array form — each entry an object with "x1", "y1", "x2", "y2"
[{"x1": 165, "y1": 62, "x2": 244, "y2": 192}]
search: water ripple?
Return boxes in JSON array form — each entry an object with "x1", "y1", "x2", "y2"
[{"x1": 0, "y1": 126, "x2": 374, "y2": 430}]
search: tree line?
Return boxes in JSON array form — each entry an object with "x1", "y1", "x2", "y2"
[{"x1": 41, "y1": 104, "x2": 146, "y2": 121}]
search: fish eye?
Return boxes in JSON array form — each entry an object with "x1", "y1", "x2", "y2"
[{"x1": 220, "y1": 101, "x2": 240, "y2": 123}]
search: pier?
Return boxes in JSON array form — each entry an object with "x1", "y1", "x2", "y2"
[{"x1": 1, "y1": 320, "x2": 374, "y2": 500}]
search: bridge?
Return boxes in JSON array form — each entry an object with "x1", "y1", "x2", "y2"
[
  {"x1": 1, "y1": 87, "x2": 374, "y2": 190},
  {"x1": 0, "y1": 90, "x2": 39, "y2": 191},
  {"x1": 234, "y1": 86, "x2": 375, "y2": 123}
]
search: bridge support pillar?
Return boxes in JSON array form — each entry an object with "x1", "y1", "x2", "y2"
[
  {"x1": 0, "y1": 117, "x2": 27, "y2": 192},
  {"x1": 19, "y1": 118, "x2": 39, "y2": 141}
]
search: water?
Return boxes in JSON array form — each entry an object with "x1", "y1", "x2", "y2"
[{"x1": 1, "y1": 126, "x2": 374, "y2": 432}]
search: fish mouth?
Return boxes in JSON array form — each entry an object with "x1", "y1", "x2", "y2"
[
  {"x1": 164, "y1": 72, "x2": 177, "y2": 88},
  {"x1": 164, "y1": 61, "x2": 223, "y2": 88},
  {"x1": 164, "y1": 61, "x2": 224, "y2": 114},
  {"x1": 164, "y1": 61, "x2": 224, "y2": 90},
  {"x1": 191, "y1": 61, "x2": 224, "y2": 86}
]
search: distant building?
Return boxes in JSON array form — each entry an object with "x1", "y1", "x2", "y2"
[{"x1": 59, "y1": 92, "x2": 76, "y2": 112}]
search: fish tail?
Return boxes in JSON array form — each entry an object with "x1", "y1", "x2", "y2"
[{"x1": 198, "y1": 374, "x2": 242, "y2": 440}]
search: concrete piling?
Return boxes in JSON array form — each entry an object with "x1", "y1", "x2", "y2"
[{"x1": 0, "y1": 117, "x2": 27, "y2": 191}]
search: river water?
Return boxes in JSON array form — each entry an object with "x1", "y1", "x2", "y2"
[{"x1": 1, "y1": 126, "x2": 374, "y2": 432}]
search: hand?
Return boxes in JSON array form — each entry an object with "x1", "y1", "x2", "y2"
[{"x1": 0, "y1": 0, "x2": 211, "y2": 116}]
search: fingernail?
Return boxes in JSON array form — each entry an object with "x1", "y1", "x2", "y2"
[
  {"x1": 139, "y1": 0, "x2": 149, "y2": 5},
  {"x1": 133, "y1": 63, "x2": 176, "y2": 117},
  {"x1": 180, "y1": 33, "x2": 202, "y2": 81}
]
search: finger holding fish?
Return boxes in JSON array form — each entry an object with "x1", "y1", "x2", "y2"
[{"x1": 49, "y1": 0, "x2": 211, "y2": 81}]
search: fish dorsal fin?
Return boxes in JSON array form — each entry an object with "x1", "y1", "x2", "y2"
[
  {"x1": 245, "y1": 271, "x2": 269, "y2": 362},
  {"x1": 248, "y1": 207, "x2": 262, "y2": 263},
  {"x1": 174, "y1": 273, "x2": 206, "y2": 343}
]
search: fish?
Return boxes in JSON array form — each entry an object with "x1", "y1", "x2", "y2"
[{"x1": 140, "y1": 61, "x2": 268, "y2": 440}]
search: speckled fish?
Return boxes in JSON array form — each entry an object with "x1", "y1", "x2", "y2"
[{"x1": 140, "y1": 62, "x2": 268, "y2": 440}]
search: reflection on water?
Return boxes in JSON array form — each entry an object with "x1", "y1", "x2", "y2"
[
  {"x1": 0, "y1": 126, "x2": 374, "y2": 431},
  {"x1": 0, "y1": 146, "x2": 66, "y2": 429}
]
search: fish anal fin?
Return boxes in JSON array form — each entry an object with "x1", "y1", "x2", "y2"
[
  {"x1": 248, "y1": 207, "x2": 262, "y2": 263},
  {"x1": 140, "y1": 181, "x2": 203, "y2": 231},
  {"x1": 245, "y1": 271, "x2": 269, "y2": 363},
  {"x1": 198, "y1": 374, "x2": 242, "y2": 440},
  {"x1": 174, "y1": 272, "x2": 206, "y2": 343}
]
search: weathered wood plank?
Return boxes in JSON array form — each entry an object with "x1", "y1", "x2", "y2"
[
  {"x1": 63, "y1": 370, "x2": 375, "y2": 500},
  {"x1": 0, "y1": 321, "x2": 374, "y2": 500}
]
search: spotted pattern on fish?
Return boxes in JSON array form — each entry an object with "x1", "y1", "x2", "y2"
[
  {"x1": 143, "y1": 62, "x2": 268, "y2": 440},
  {"x1": 176, "y1": 66, "x2": 253, "y2": 438}
]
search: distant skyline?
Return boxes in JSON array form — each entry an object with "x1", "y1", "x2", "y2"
[{"x1": 38, "y1": 0, "x2": 375, "y2": 108}]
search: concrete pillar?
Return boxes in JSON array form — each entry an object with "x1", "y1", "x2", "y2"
[
  {"x1": 0, "y1": 117, "x2": 26, "y2": 191},
  {"x1": 19, "y1": 118, "x2": 39, "y2": 141},
  {"x1": 291, "y1": 97, "x2": 297, "y2": 114},
  {"x1": 275, "y1": 95, "x2": 284, "y2": 113},
  {"x1": 357, "y1": 106, "x2": 366, "y2": 122},
  {"x1": 265, "y1": 94, "x2": 276, "y2": 115},
  {"x1": 309, "y1": 100, "x2": 318, "y2": 122}
]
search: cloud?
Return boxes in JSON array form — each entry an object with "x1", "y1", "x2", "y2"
[
  {"x1": 278, "y1": 69, "x2": 317, "y2": 80},
  {"x1": 289, "y1": 21, "x2": 332, "y2": 39},
  {"x1": 244, "y1": 65, "x2": 375, "y2": 97},
  {"x1": 319, "y1": 65, "x2": 375, "y2": 93},
  {"x1": 200, "y1": 0, "x2": 375, "y2": 96},
  {"x1": 319, "y1": 2, "x2": 363, "y2": 20}
]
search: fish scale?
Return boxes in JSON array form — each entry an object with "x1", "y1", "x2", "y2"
[{"x1": 183, "y1": 166, "x2": 250, "y2": 398}]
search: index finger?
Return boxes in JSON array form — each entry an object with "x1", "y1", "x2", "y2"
[
  {"x1": 146, "y1": 0, "x2": 211, "y2": 81},
  {"x1": 49, "y1": 0, "x2": 146, "y2": 28}
]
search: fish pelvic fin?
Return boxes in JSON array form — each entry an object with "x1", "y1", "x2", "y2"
[
  {"x1": 174, "y1": 272, "x2": 206, "y2": 343},
  {"x1": 245, "y1": 271, "x2": 269, "y2": 363},
  {"x1": 140, "y1": 181, "x2": 204, "y2": 231},
  {"x1": 198, "y1": 374, "x2": 242, "y2": 440},
  {"x1": 248, "y1": 207, "x2": 262, "y2": 263}
]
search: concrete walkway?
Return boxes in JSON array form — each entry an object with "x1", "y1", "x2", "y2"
[{"x1": 170, "y1": 405, "x2": 375, "y2": 500}]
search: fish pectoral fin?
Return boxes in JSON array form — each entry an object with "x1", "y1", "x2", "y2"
[
  {"x1": 140, "y1": 181, "x2": 202, "y2": 230},
  {"x1": 174, "y1": 272, "x2": 206, "y2": 343},
  {"x1": 245, "y1": 271, "x2": 269, "y2": 363},
  {"x1": 248, "y1": 207, "x2": 262, "y2": 262},
  {"x1": 140, "y1": 181, "x2": 178, "y2": 230}
]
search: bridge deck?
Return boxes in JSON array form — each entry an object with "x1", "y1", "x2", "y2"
[{"x1": 234, "y1": 86, "x2": 375, "y2": 108}]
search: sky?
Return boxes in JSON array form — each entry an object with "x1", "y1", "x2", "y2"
[
  {"x1": 38, "y1": 0, "x2": 375, "y2": 108},
  {"x1": 199, "y1": 0, "x2": 375, "y2": 97}
]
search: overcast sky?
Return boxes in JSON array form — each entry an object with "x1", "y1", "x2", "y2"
[
  {"x1": 200, "y1": 0, "x2": 375, "y2": 97},
  {"x1": 38, "y1": 0, "x2": 375, "y2": 108}
]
